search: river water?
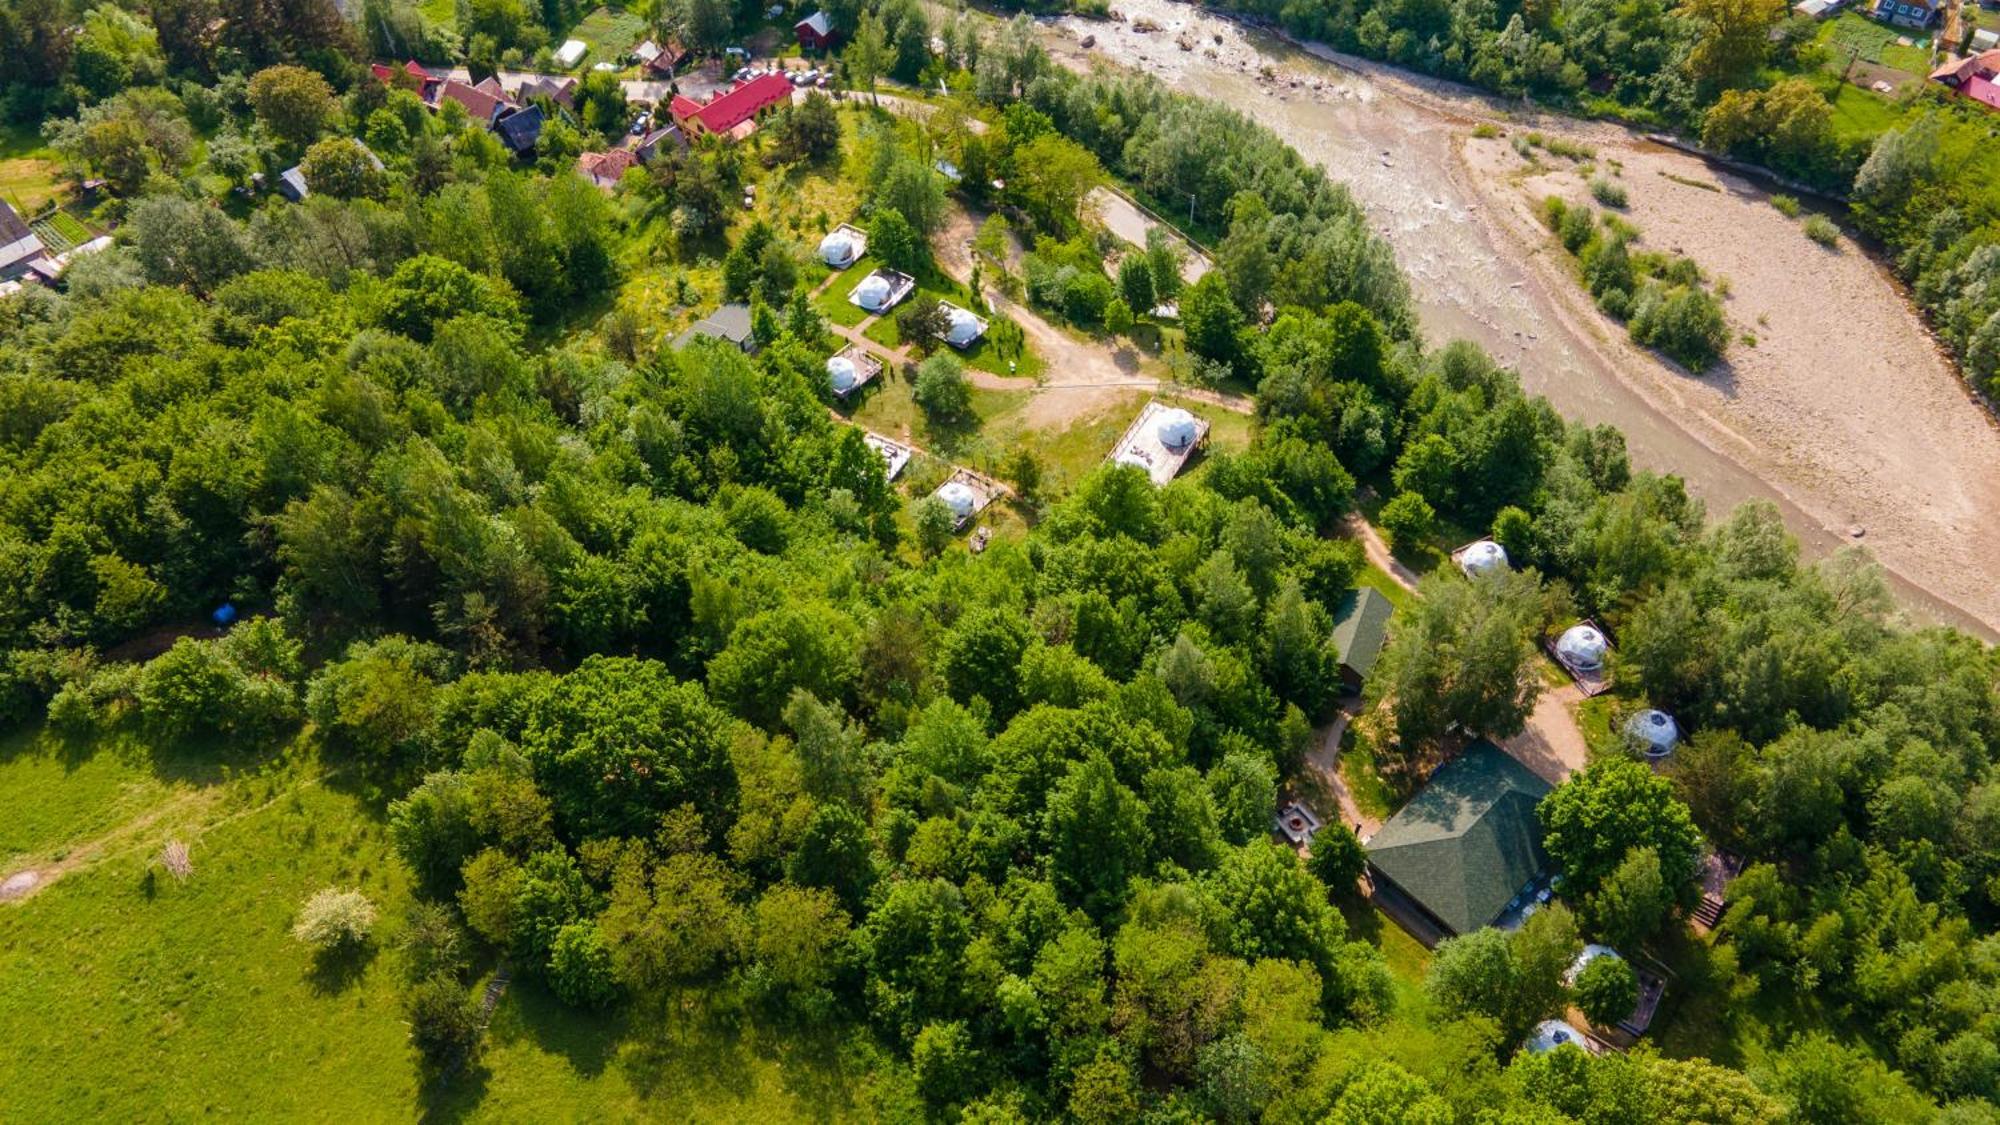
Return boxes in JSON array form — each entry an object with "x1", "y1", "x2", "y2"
[{"x1": 1046, "y1": 0, "x2": 2000, "y2": 637}]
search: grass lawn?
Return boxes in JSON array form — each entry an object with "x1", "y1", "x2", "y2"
[
  {"x1": 0, "y1": 729, "x2": 883, "y2": 1120},
  {"x1": 1354, "y1": 562, "x2": 1416, "y2": 614},
  {"x1": 0, "y1": 122, "x2": 64, "y2": 215},
  {"x1": 567, "y1": 6, "x2": 648, "y2": 69},
  {"x1": 417, "y1": 0, "x2": 457, "y2": 33},
  {"x1": 1824, "y1": 81, "x2": 1907, "y2": 141},
  {"x1": 1337, "y1": 721, "x2": 1396, "y2": 821}
]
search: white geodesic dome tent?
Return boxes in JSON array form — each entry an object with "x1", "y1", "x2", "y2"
[
  {"x1": 1556, "y1": 623, "x2": 1608, "y2": 672},
  {"x1": 853, "y1": 274, "x2": 892, "y2": 310},
  {"x1": 945, "y1": 307, "x2": 983, "y2": 347},
  {"x1": 1626, "y1": 709, "x2": 1679, "y2": 758},
  {"x1": 827, "y1": 355, "x2": 861, "y2": 394},
  {"x1": 1461, "y1": 539, "x2": 1509, "y2": 577},
  {"x1": 936, "y1": 481, "x2": 978, "y2": 519},
  {"x1": 1526, "y1": 1019, "x2": 1589, "y2": 1055},
  {"x1": 1155, "y1": 407, "x2": 1200, "y2": 451},
  {"x1": 819, "y1": 229, "x2": 860, "y2": 267}
]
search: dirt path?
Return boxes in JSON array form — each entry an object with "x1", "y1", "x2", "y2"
[
  {"x1": 1340, "y1": 511, "x2": 1592, "y2": 782},
  {"x1": 0, "y1": 769, "x2": 334, "y2": 907},
  {"x1": 1498, "y1": 683, "x2": 1592, "y2": 786},
  {"x1": 930, "y1": 205, "x2": 1255, "y2": 422},
  {"x1": 1048, "y1": 0, "x2": 2000, "y2": 638},
  {"x1": 1304, "y1": 709, "x2": 1382, "y2": 839}
]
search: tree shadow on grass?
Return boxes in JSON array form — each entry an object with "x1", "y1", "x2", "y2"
[
  {"x1": 489, "y1": 975, "x2": 630, "y2": 1080},
  {"x1": 306, "y1": 939, "x2": 380, "y2": 997},
  {"x1": 417, "y1": 1060, "x2": 491, "y2": 1125}
]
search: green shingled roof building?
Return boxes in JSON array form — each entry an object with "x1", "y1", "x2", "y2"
[
  {"x1": 1366, "y1": 740, "x2": 1552, "y2": 937},
  {"x1": 1331, "y1": 586, "x2": 1394, "y2": 692}
]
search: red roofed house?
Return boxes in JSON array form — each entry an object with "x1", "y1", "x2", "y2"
[
  {"x1": 372, "y1": 59, "x2": 440, "y2": 99},
  {"x1": 434, "y1": 77, "x2": 509, "y2": 126},
  {"x1": 1931, "y1": 48, "x2": 2000, "y2": 110},
  {"x1": 795, "y1": 10, "x2": 836, "y2": 51},
  {"x1": 576, "y1": 148, "x2": 640, "y2": 190},
  {"x1": 667, "y1": 72, "x2": 794, "y2": 138}
]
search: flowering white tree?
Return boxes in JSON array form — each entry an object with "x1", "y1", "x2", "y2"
[{"x1": 292, "y1": 887, "x2": 377, "y2": 950}]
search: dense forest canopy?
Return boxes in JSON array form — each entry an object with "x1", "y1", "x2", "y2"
[{"x1": 1, "y1": 0, "x2": 1998, "y2": 1120}]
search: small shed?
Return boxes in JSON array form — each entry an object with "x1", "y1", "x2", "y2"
[
  {"x1": 795, "y1": 10, "x2": 836, "y2": 51},
  {"x1": 1330, "y1": 586, "x2": 1394, "y2": 693},
  {"x1": 674, "y1": 303, "x2": 757, "y2": 352},
  {"x1": 555, "y1": 38, "x2": 589, "y2": 68}
]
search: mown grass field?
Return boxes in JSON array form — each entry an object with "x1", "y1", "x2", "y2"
[
  {"x1": 0, "y1": 122, "x2": 64, "y2": 215},
  {"x1": 0, "y1": 729, "x2": 878, "y2": 1120}
]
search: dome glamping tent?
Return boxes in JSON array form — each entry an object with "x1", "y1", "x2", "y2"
[
  {"x1": 827, "y1": 355, "x2": 861, "y2": 396},
  {"x1": 852, "y1": 274, "x2": 892, "y2": 311},
  {"x1": 1565, "y1": 944, "x2": 1622, "y2": 987},
  {"x1": 1460, "y1": 539, "x2": 1510, "y2": 577},
  {"x1": 944, "y1": 306, "x2": 984, "y2": 348},
  {"x1": 1626, "y1": 709, "x2": 1679, "y2": 759},
  {"x1": 1155, "y1": 408, "x2": 1201, "y2": 451},
  {"x1": 1526, "y1": 1019, "x2": 1590, "y2": 1055},
  {"x1": 819, "y1": 228, "x2": 860, "y2": 268},
  {"x1": 936, "y1": 481, "x2": 979, "y2": 522},
  {"x1": 1556, "y1": 623, "x2": 1608, "y2": 673}
]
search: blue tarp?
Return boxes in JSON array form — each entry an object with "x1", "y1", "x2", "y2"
[{"x1": 212, "y1": 603, "x2": 238, "y2": 626}]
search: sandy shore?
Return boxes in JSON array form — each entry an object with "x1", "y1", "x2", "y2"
[{"x1": 1047, "y1": 1, "x2": 2000, "y2": 636}]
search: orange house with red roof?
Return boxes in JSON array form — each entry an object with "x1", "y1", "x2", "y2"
[{"x1": 667, "y1": 72, "x2": 795, "y2": 138}]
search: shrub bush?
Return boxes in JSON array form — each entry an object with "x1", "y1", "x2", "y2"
[
  {"x1": 1804, "y1": 214, "x2": 1839, "y2": 247},
  {"x1": 1770, "y1": 194, "x2": 1801, "y2": 217},
  {"x1": 1378, "y1": 491, "x2": 1437, "y2": 552},
  {"x1": 1588, "y1": 178, "x2": 1628, "y2": 208},
  {"x1": 1628, "y1": 283, "x2": 1729, "y2": 371},
  {"x1": 293, "y1": 887, "x2": 378, "y2": 950}
]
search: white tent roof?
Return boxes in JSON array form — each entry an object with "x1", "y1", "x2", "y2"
[
  {"x1": 1626, "y1": 709, "x2": 1679, "y2": 757},
  {"x1": 1556, "y1": 624, "x2": 1608, "y2": 671},
  {"x1": 819, "y1": 229, "x2": 858, "y2": 266},
  {"x1": 1155, "y1": 407, "x2": 1200, "y2": 450},
  {"x1": 936, "y1": 481, "x2": 977, "y2": 517},
  {"x1": 1565, "y1": 944, "x2": 1621, "y2": 987},
  {"x1": 827, "y1": 355, "x2": 860, "y2": 393},
  {"x1": 853, "y1": 274, "x2": 891, "y2": 309},
  {"x1": 556, "y1": 39, "x2": 588, "y2": 67},
  {"x1": 945, "y1": 307, "x2": 982, "y2": 346},
  {"x1": 1461, "y1": 539, "x2": 1509, "y2": 576},
  {"x1": 1526, "y1": 1019, "x2": 1588, "y2": 1054}
]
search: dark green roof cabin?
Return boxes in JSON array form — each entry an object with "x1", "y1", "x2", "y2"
[
  {"x1": 1332, "y1": 586, "x2": 1394, "y2": 691},
  {"x1": 1367, "y1": 740, "x2": 1551, "y2": 938}
]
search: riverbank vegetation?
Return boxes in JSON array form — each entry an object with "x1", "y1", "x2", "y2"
[
  {"x1": 0, "y1": 2, "x2": 1997, "y2": 1121},
  {"x1": 1542, "y1": 195, "x2": 1731, "y2": 370}
]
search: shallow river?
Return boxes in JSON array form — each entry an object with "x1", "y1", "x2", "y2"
[{"x1": 1048, "y1": 1, "x2": 2000, "y2": 637}]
